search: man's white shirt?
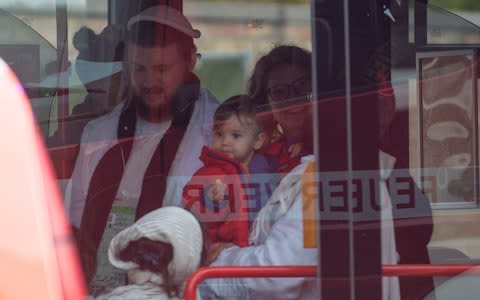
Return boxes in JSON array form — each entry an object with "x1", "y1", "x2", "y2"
[{"x1": 68, "y1": 88, "x2": 218, "y2": 227}]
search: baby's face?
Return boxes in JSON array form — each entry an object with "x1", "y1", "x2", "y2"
[
  {"x1": 119, "y1": 238, "x2": 173, "y2": 273},
  {"x1": 212, "y1": 114, "x2": 264, "y2": 168}
]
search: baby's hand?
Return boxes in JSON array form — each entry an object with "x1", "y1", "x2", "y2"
[
  {"x1": 207, "y1": 179, "x2": 227, "y2": 202},
  {"x1": 288, "y1": 142, "x2": 303, "y2": 158}
]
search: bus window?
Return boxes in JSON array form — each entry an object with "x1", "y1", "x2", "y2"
[
  {"x1": 4, "y1": 0, "x2": 480, "y2": 299},
  {"x1": 427, "y1": 0, "x2": 480, "y2": 45},
  {"x1": 60, "y1": 1, "x2": 314, "y2": 297},
  {"x1": 426, "y1": 2, "x2": 480, "y2": 44},
  {"x1": 314, "y1": 0, "x2": 480, "y2": 299},
  {"x1": 0, "y1": 4, "x2": 57, "y2": 139}
]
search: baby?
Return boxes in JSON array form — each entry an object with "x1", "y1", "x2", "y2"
[
  {"x1": 183, "y1": 95, "x2": 268, "y2": 248},
  {"x1": 95, "y1": 207, "x2": 203, "y2": 300}
]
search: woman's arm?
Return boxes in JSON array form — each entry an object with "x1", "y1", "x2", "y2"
[{"x1": 207, "y1": 195, "x2": 317, "y2": 299}]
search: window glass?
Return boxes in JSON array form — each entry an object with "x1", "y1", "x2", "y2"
[
  {"x1": 6, "y1": 0, "x2": 480, "y2": 298},
  {"x1": 417, "y1": 50, "x2": 477, "y2": 205},
  {"x1": 14, "y1": 1, "x2": 314, "y2": 297},
  {"x1": 389, "y1": 3, "x2": 480, "y2": 293},
  {"x1": 0, "y1": 2, "x2": 57, "y2": 138},
  {"x1": 426, "y1": 3, "x2": 480, "y2": 44},
  {"x1": 430, "y1": 0, "x2": 480, "y2": 27},
  {"x1": 185, "y1": 0, "x2": 311, "y2": 101}
]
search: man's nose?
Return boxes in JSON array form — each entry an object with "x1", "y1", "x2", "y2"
[
  {"x1": 140, "y1": 74, "x2": 153, "y2": 88},
  {"x1": 141, "y1": 69, "x2": 160, "y2": 84}
]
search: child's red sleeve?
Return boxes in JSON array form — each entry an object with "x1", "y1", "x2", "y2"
[{"x1": 183, "y1": 167, "x2": 250, "y2": 247}]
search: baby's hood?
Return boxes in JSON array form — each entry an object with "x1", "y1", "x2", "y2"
[{"x1": 108, "y1": 207, "x2": 203, "y2": 286}]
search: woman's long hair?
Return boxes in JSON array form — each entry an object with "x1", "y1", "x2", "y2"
[
  {"x1": 247, "y1": 45, "x2": 312, "y2": 142},
  {"x1": 247, "y1": 45, "x2": 311, "y2": 108}
]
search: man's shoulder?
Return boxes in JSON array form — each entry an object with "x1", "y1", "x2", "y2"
[
  {"x1": 81, "y1": 102, "x2": 123, "y2": 142},
  {"x1": 196, "y1": 88, "x2": 219, "y2": 111},
  {"x1": 185, "y1": 88, "x2": 218, "y2": 136}
]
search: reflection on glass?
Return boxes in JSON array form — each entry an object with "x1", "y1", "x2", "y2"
[
  {"x1": 427, "y1": 4, "x2": 480, "y2": 44},
  {"x1": 418, "y1": 50, "x2": 477, "y2": 203}
]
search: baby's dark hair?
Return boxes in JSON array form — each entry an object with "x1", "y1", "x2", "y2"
[
  {"x1": 119, "y1": 238, "x2": 178, "y2": 297},
  {"x1": 214, "y1": 94, "x2": 258, "y2": 129}
]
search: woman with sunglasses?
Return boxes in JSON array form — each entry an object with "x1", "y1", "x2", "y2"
[
  {"x1": 200, "y1": 46, "x2": 317, "y2": 300},
  {"x1": 248, "y1": 45, "x2": 313, "y2": 174}
]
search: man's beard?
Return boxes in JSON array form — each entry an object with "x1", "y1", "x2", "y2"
[{"x1": 131, "y1": 87, "x2": 172, "y2": 122}]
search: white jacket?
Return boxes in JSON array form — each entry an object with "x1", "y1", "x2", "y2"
[
  {"x1": 96, "y1": 206, "x2": 203, "y2": 300},
  {"x1": 68, "y1": 88, "x2": 218, "y2": 226},
  {"x1": 95, "y1": 284, "x2": 179, "y2": 300},
  {"x1": 208, "y1": 156, "x2": 318, "y2": 300},
  {"x1": 208, "y1": 153, "x2": 400, "y2": 300}
]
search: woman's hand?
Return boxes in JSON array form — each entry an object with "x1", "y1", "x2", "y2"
[{"x1": 203, "y1": 242, "x2": 235, "y2": 266}]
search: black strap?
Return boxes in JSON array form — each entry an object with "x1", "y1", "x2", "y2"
[
  {"x1": 79, "y1": 76, "x2": 200, "y2": 254},
  {"x1": 79, "y1": 125, "x2": 187, "y2": 253}
]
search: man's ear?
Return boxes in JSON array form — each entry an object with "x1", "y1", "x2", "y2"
[
  {"x1": 253, "y1": 131, "x2": 267, "y2": 150},
  {"x1": 188, "y1": 48, "x2": 197, "y2": 72}
]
